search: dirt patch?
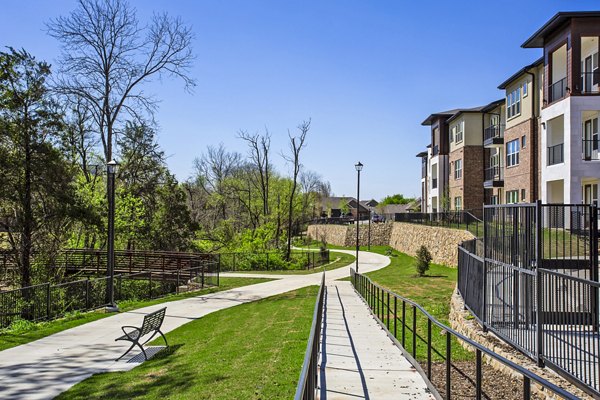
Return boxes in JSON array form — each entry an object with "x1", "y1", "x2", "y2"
[{"x1": 429, "y1": 361, "x2": 544, "y2": 400}]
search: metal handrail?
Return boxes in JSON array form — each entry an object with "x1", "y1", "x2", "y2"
[
  {"x1": 351, "y1": 269, "x2": 579, "y2": 399},
  {"x1": 547, "y1": 143, "x2": 564, "y2": 165},
  {"x1": 295, "y1": 273, "x2": 326, "y2": 400}
]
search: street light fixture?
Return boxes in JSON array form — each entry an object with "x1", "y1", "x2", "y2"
[
  {"x1": 106, "y1": 159, "x2": 119, "y2": 311},
  {"x1": 355, "y1": 161, "x2": 363, "y2": 272}
]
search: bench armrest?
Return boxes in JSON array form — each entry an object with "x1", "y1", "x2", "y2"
[{"x1": 121, "y1": 325, "x2": 141, "y2": 340}]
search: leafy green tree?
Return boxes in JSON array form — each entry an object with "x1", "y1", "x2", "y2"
[
  {"x1": 380, "y1": 193, "x2": 414, "y2": 205},
  {"x1": 0, "y1": 48, "x2": 80, "y2": 286}
]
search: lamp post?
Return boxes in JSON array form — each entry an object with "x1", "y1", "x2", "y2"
[
  {"x1": 106, "y1": 160, "x2": 119, "y2": 311},
  {"x1": 355, "y1": 161, "x2": 363, "y2": 272}
]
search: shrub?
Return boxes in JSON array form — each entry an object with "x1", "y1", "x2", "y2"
[{"x1": 415, "y1": 245, "x2": 432, "y2": 277}]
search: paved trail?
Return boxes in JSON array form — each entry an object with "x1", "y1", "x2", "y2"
[{"x1": 0, "y1": 250, "x2": 388, "y2": 399}]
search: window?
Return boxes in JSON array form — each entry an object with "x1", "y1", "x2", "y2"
[
  {"x1": 521, "y1": 189, "x2": 526, "y2": 201},
  {"x1": 523, "y1": 82, "x2": 528, "y2": 97},
  {"x1": 454, "y1": 121, "x2": 464, "y2": 143},
  {"x1": 583, "y1": 117, "x2": 599, "y2": 159},
  {"x1": 507, "y1": 87, "x2": 521, "y2": 119},
  {"x1": 521, "y1": 135, "x2": 526, "y2": 148},
  {"x1": 454, "y1": 159, "x2": 462, "y2": 180},
  {"x1": 450, "y1": 126, "x2": 455, "y2": 143},
  {"x1": 454, "y1": 196, "x2": 462, "y2": 211},
  {"x1": 506, "y1": 139, "x2": 520, "y2": 167},
  {"x1": 506, "y1": 190, "x2": 519, "y2": 204}
]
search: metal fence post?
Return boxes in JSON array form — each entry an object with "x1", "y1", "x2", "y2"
[
  {"x1": 46, "y1": 283, "x2": 51, "y2": 320},
  {"x1": 86, "y1": 278, "x2": 90, "y2": 309},
  {"x1": 535, "y1": 199, "x2": 544, "y2": 367},
  {"x1": 482, "y1": 204, "x2": 488, "y2": 332},
  {"x1": 149, "y1": 272, "x2": 153, "y2": 299}
]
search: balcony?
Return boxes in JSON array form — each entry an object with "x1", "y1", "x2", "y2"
[
  {"x1": 483, "y1": 124, "x2": 505, "y2": 147},
  {"x1": 483, "y1": 166, "x2": 504, "y2": 188},
  {"x1": 580, "y1": 71, "x2": 600, "y2": 94},
  {"x1": 432, "y1": 145, "x2": 439, "y2": 156},
  {"x1": 421, "y1": 164, "x2": 427, "y2": 179},
  {"x1": 548, "y1": 77, "x2": 567, "y2": 103},
  {"x1": 582, "y1": 139, "x2": 599, "y2": 161},
  {"x1": 547, "y1": 143, "x2": 564, "y2": 165}
]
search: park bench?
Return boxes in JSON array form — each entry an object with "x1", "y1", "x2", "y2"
[{"x1": 115, "y1": 307, "x2": 169, "y2": 361}]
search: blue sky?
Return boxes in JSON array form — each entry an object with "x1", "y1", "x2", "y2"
[{"x1": 2, "y1": 1, "x2": 599, "y2": 200}]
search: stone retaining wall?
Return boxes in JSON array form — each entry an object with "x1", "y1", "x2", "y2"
[
  {"x1": 389, "y1": 223, "x2": 474, "y2": 266},
  {"x1": 306, "y1": 222, "x2": 473, "y2": 266},
  {"x1": 450, "y1": 288, "x2": 591, "y2": 399}
]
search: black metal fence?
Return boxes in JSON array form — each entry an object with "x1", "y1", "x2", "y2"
[
  {"x1": 294, "y1": 273, "x2": 325, "y2": 400},
  {"x1": 394, "y1": 209, "x2": 483, "y2": 238},
  {"x1": 351, "y1": 269, "x2": 578, "y2": 399},
  {"x1": 0, "y1": 260, "x2": 219, "y2": 329},
  {"x1": 458, "y1": 201, "x2": 600, "y2": 397},
  {"x1": 217, "y1": 250, "x2": 330, "y2": 272}
]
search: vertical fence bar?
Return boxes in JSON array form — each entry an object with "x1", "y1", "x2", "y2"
[
  {"x1": 535, "y1": 200, "x2": 544, "y2": 367},
  {"x1": 412, "y1": 305, "x2": 417, "y2": 358},
  {"x1": 46, "y1": 283, "x2": 51, "y2": 320},
  {"x1": 86, "y1": 278, "x2": 90, "y2": 309},
  {"x1": 394, "y1": 296, "x2": 397, "y2": 338},
  {"x1": 402, "y1": 301, "x2": 406, "y2": 347},
  {"x1": 427, "y1": 318, "x2": 432, "y2": 379},
  {"x1": 476, "y1": 349, "x2": 482, "y2": 400},
  {"x1": 387, "y1": 292, "x2": 390, "y2": 330},
  {"x1": 446, "y1": 332, "x2": 451, "y2": 400}
]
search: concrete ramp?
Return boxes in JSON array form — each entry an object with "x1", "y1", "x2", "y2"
[{"x1": 319, "y1": 282, "x2": 436, "y2": 399}]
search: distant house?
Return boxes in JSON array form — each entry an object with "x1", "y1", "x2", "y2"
[
  {"x1": 379, "y1": 198, "x2": 421, "y2": 220},
  {"x1": 319, "y1": 197, "x2": 370, "y2": 220}
]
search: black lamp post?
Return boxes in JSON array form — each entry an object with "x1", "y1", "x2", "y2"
[
  {"x1": 355, "y1": 161, "x2": 363, "y2": 272},
  {"x1": 106, "y1": 160, "x2": 119, "y2": 311}
]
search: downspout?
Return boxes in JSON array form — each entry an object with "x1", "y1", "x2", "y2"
[{"x1": 525, "y1": 67, "x2": 538, "y2": 201}]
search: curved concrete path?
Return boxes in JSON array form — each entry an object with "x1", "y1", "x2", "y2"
[{"x1": 0, "y1": 250, "x2": 389, "y2": 400}]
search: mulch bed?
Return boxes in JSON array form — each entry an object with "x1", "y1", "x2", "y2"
[{"x1": 428, "y1": 361, "x2": 540, "y2": 399}]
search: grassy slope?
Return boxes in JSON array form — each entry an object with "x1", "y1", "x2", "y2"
[
  {"x1": 57, "y1": 286, "x2": 318, "y2": 400},
  {"x1": 0, "y1": 277, "x2": 270, "y2": 352}
]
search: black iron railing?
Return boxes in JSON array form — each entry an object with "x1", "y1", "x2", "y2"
[
  {"x1": 295, "y1": 273, "x2": 325, "y2": 400},
  {"x1": 351, "y1": 269, "x2": 579, "y2": 400},
  {"x1": 458, "y1": 202, "x2": 600, "y2": 397},
  {"x1": 580, "y1": 71, "x2": 600, "y2": 94},
  {"x1": 484, "y1": 165, "x2": 503, "y2": 183},
  {"x1": 0, "y1": 260, "x2": 219, "y2": 329},
  {"x1": 217, "y1": 250, "x2": 330, "y2": 272},
  {"x1": 394, "y1": 209, "x2": 483, "y2": 238},
  {"x1": 483, "y1": 124, "x2": 505, "y2": 143},
  {"x1": 432, "y1": 145, "x2": 439, "y2": 156},
  {"x1": 582, "y1": 139, "x2": 599, "y2": 160},
  {"x1": 548, "y1": 143, "x2": 564, "y2": 165},
  {"x1": 549, "y1": 77, "x2": 567, "y2": 103},
  {"x1": 309, "y1": 217, "x2": 354, "y2": 225}
]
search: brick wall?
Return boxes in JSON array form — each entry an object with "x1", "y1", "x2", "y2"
[
  {"x1": 504, "y1": 118, "x2": 536, "y2": 203},
  {"x1": 449, "y1": 146, "x2": 484, "y2": 210}
]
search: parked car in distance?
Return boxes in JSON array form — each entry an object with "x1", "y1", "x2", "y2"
[{"x1": 371, "y1": 214, "x2": 384, "y2": 223}]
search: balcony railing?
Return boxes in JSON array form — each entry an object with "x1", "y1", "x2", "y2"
[
  {"x1": 483, "y1": 124, "x2": 505, "y2": 146},
  {"x1": 549, "y1": 77, "x2": 567, "y2": 103},
  {"x1": 582, "y1": 139, "x2": 599, "y2": 160},
  {"x1": 421, "y1": 164, "x2": 427, "y2": 179},
  {"x1": 580, "y1": 71, "x2": 600, "y2": 94},
  {"x1": 432, "y1": 145, "x2": 439, "y2": 156},
  {"x1": 484, "y1": 165, "x2": 503, "y2": 188},
  {"x1": 548, "y1": 143, "x2": 564, "y2": 165},
  {"x1": 432, "y1": 178, "x2": 438, "y2": 189}
]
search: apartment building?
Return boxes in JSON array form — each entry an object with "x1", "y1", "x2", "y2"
[
  {"x1": 418, "y1": 11, "x2": 600, "y2": 211},
  {"x1": 420, "y1": 111, "x2": 454, "y2": 212},
  {"x1": 522, "y1": 12, "x2": 600, "y2": 206},
  {"x1": 494, "y1": 59, "x2": 543, "y2": 205}
]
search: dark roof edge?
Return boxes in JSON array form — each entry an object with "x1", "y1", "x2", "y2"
[
  {"x1": 521, "y1": 11, "x2": 600, "y2": 48},
  {"x1": 498, "y1": 57, "x2": 544, "y2": 89}
]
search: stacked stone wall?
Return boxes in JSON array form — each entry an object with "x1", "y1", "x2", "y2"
[{"x1": 307, "y1": 222, "x2": 473, "y2": 266}]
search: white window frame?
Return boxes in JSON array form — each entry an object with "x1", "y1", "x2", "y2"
[
  {"x1": 454, "y1": 159, "x2": 462, "y2": 180},
  {"x1": 523, "y1": 81, "x2": 528, "y2": 97},
  {"x1": 454, "y1": 196, "x2": 462, "y2": 211},
  {"x1": 506, "y1": 190, "x2": 519, "y2": 204},
  {"x1": 506, "y1": 139, "x2": 520, "y2": 167},
  {"x1": 507, "y1": 87, "x2": 522, "y2": 119},
  {"x1": 454, "y1": 121, "x2": 464, "y2": 144}
]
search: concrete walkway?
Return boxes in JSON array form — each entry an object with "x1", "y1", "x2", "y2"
[
  {"x1": 0, "y1": 250, "x2": 388, "y2": 399},
  {"x1": 318, "y1": 281, "x2": 436, "y2": 400}
]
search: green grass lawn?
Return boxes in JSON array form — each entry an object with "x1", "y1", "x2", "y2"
[
  {"x1": 0, "y1": 277, "x2": 271, "y2": 352},
  {"x1": 57, "y1": 286, "x2": 318, "y2": 400},
  {"x1": 237, "y1": 252, "x2": 354, "y2": 275}
]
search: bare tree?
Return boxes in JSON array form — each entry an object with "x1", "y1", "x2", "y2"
[
  {"x1": 237, "y1": 130, "x2": 271, "y2": 218},
  {"x1": 47, "y1": 0, "x2": 195, "y2": 162},
  {"x1": 283, "y1": 120, "x2": 310, "y2": 260}
]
